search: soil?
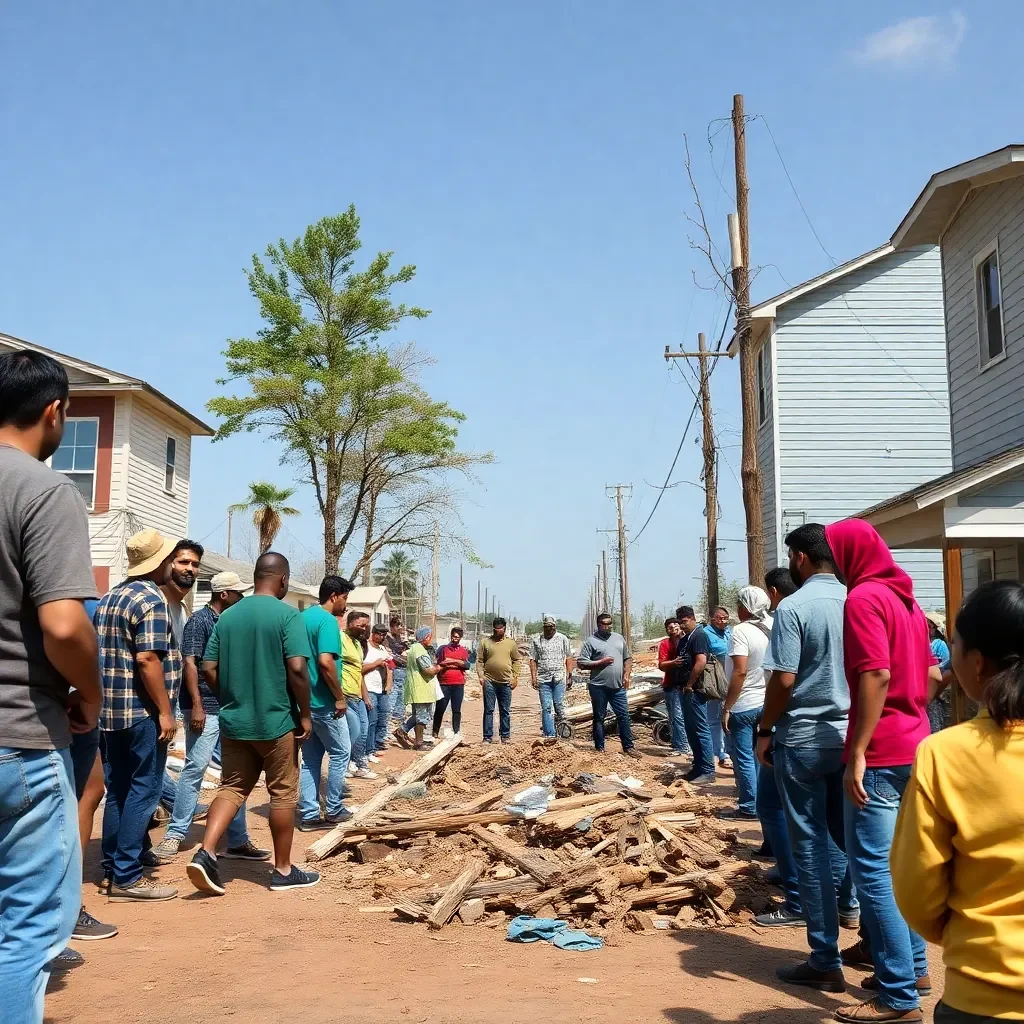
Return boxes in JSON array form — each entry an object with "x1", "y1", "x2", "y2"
[{"x1": 46, "y1": 675, "x2": 943, "y2": 1024}]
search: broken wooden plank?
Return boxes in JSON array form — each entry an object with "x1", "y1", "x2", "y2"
[
  {"x1": 469, "y1": 825, "x2": 561, "y2": 885},
  {"x1": 427, "y1": 858, "x2": 485, "y2": 929},
  {"x1": 454, "y1": 788, "x2": 505, "y2": 814},
  {"x1": 516, "y1": 864, "x2": 603, "y2": 914},
  {"x1": 306, "y1": 733, "x2": 464, "y2": 861},
  {"x1": 393, "y1": 897, "x2": 430, "y2": 922},
  {"x1": 573, "y1": 835, "x2": 617, "y2": 863}
]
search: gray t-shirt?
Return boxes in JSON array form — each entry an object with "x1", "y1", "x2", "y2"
[
  {"x1": 763, "y1": 573, "x2": 849, "y2": 749},
  {"x1": 578, "y1": 630, "x2": 630, "y2": 690},
  {"x1": 0, "y1": 444, "x2": 97, "y2": 749}
]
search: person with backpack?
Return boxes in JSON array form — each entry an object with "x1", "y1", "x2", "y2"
[{"x1": 675, "y1": 605, "x2": 717, "y2": 785}]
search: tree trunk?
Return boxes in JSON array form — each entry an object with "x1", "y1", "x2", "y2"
[
  {"x1": 360, "y1": 491, "x2": 377, "y2": 586},
  {"x1": 323, "y1": 475, "x2": 340, "y2": 573}
]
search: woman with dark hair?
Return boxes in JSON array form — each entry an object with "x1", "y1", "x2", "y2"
[{"x1": 892, "y1": 580, "x2": 1024, "y2": 1023}]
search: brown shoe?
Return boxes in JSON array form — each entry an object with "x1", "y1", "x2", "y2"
[
  {"x1": 841, "y1": 938, "x2": 873, "y2": 967},
  {"x1": 109, "y1": 877, "x2": 178, "y2": 902},
  {"x1": 861, "y1": 975, "x2": 932, "y2": 998},
  {"x1": 834, "y1": 998, "x2": 922, "y2": 1022}
]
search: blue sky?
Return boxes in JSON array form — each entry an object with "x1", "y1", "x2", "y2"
[{"x1": 2, "y1": 2, "x2": 1019, "y2": 623}]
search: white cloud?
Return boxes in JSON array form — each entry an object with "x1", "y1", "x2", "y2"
[{"x1": 853, "y1": 11, "x2": 966, "y2": 67}]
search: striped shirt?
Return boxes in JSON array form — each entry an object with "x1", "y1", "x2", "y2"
[
  {"x1": 529, "y1": 631, "x2": 572, "y2": 682},
  {"x1": 180, "y1": 604, "x2": 220, "y2": 713},
  {"x1": 95, "y1": 578, "x2": 182, "y2": 731}
]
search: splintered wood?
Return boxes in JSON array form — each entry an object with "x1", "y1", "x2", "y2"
[{"x1": 308, "y1": 736, "x2": 772, "y2": 933}]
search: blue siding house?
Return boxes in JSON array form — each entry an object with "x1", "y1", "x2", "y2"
[{"x1": 736, "y1": 244, "x2": 952, "y2": 608}]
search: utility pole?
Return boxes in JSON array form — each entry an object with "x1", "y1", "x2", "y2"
[
  {"x1": 431, "y1": 522, "x2": 440, "y2": 637},
  {"x1": 731, "y1": 92, "x2": 765, "y2": 585},
  {"x1": 602, "y1": 550, "x2": 610, "y2": 611},
  {"x1": 476, "y1": 580, "x2": 481, "y2": 641},
  {"x1": 698, "y1": 332, "x2": 720, "y2": 611},
  {"x1": 606, "y1": 485, "x2": 632, "y2": 648},
  {"x1": 459, "y1": 564, "x2": 464, "y2": 628},
  {"x1": 226, "y1": 508, "x2": 233, "y2": 559}
]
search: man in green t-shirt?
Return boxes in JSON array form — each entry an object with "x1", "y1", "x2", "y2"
[{"x1": 186, "y1": 552, "x2": 318, "y2": 896}]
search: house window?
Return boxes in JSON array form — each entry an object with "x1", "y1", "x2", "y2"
[
  {"x1": 976, "y1": 551, "x2": 995, "y2": 587},
  {"x1": 756, "y1": 346, "x2": 768, "y2": 425},
  {"x1": 975, "y1": 242, "x2": 1005, "y2": 367},
  {"x1": 165, "y1": 437, "x2": 176, "y2": 492},
  {"x1": 51, "y1": 418, "x2": 99, "y2": 508}
]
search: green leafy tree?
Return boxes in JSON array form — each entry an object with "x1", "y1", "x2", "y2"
[
  {"x1": 638, "y1": 600, "x2": 667, "y2": 639},
  {"x1": 524, "y1": 618, "x2": 581, "y2": 637},
  {"x1": 373, "y1": 549, "x2": 420, "y2": 621},
  {"x1": 229, "y1": 482, "x2": 299, "y2": 554}
]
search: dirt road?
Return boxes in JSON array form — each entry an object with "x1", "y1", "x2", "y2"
[{"x1": 47, "y1": 674, "x2": 943, "y2": 1024}]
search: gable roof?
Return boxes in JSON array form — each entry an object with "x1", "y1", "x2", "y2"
[
  {"x1": 893, "y1": 145, "x2": 1024, "y2": 249},
  {"x1": 0, "y1": 332, "x2": 214, "y2": 436},
  {"x1": 199, "y1": 550, "x2": 317, "y2": 597}
]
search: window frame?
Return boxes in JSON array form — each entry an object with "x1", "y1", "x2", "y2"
[
  {"x1": 50, "y1": 415, "x2": 100, "y2": 510},
  {"x1": 756, "y1": 344, "x2": 768, "y2": 426},
  {"x1": 976, "y1": 550, "x2": 996, "y2": 588},
  {"x1": 973, "y1": 239, "x2": 1007, "y2": 371},
  {"x1": 164, "y1": 436, "x2": 177, "y2": 493}
]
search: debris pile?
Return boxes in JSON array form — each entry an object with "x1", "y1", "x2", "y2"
[{"x1": 306, "y1": 735, "x2": 776, "y2": 938}]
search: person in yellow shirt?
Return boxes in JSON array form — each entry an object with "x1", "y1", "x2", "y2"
[{"x1": 891, "y1": 580, "x2": 1024, "y2": 1022}]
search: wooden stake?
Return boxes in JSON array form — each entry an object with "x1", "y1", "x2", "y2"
[{"x1": 427, "y1": 858, "x2": 485, "y2": 928}]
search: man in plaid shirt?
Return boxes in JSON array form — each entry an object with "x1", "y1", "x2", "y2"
[{"x1": 95, "y1": 528, "x2": 182, "y2": 902}]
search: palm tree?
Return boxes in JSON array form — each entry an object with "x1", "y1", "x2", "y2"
[
  {"x1": 230, "y1": 482, "x2": 300, "y2": 555},
  {"x1": 374, "y1": 549, "x2": 419, "y2": 620}
]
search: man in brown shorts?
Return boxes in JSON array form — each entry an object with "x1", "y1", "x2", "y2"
[{"x1": 185, "y1": 552, "x2": 318, "y2": 894}]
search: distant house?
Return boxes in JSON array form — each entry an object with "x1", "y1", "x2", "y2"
[
  {"x1": 860, "y1": 146, "x2": 1024, "y2": 611},
  {"x1": 730, "y1": 245, "x2": 951, "y2": 607},
  {"x1": 194, "y1": 550, "x2": 317, "y2": 612},
  {"x1": 0, "y1": 333, "x2": 213, "y2": 592},
  {"x1": 346, "y1": 586, "x2": 394, "y2": 627}
]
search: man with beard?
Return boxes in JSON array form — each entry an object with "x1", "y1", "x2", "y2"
[{"x1": 577, "y1": 613, "x2": 639, "y2": 758}]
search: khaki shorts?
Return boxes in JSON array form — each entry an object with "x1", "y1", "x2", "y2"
[{"x1": 219, "y1": 732, "x2": 299, "y2": 810}]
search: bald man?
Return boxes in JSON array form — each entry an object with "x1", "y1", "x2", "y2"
[{"x1": 186, "y1": 552, "x2": 320, "y2": 895}]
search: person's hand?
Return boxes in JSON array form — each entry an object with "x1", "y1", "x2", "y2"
[
  {"x1": 756, "y1": 734, "x2": 772, "y2": 767},
  {"x1": 157, "y1": 712, "x2": 177, "y2": 744},
  {"x1": 334, "y1": 698, "x2": 348, "y2": 719},
  {"x1": 295, "y1": 715, "x2": 312, "y2": 742},
  {"x1": 844, "y1": 752, "x2": 869, "y2": 809},
  {"x1": 67, "y1": 692, "x2": 100, "y2": 734},
  {"x1": 598, "y1": 656, "x2": 615, "y2": 668},
  {"x1": 530, "y1": 678, "x2": 539, "y2": 691},
  {"x1": 721, "y1": 709, "x2": 731, "y2": 735},
  {"x1": 623, "y1": 677, "x2": 631, "y2": 690},
  {"x1": 188, "y1": 706, "x2": 207, "y2": 734}
]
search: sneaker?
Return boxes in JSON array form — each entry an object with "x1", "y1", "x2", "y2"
[
  {"x1": 353, "y1": 767, "x2": 378, "y2": 780},
  {"x1": 719, "y1": 756, "x2": 732, "y2": 768},
  {"x1": 72, "y1": 907, "x2": 118, "y2": 941},
  {"x1": 367, "y1": 754, "x2": 381, "y2": 764},
  {"x1": 670, "y1": 749, "x2": 690, "y2": 757},
  {"x1": 186, "y1": 849, "x2": 225, "y2": 896},
  {"x1": 270, "y1": 865, "x2": 321, "y2": 891},
  {"x1": 109, "y1": 877, "x2": 178, "y2": 902},
  {"x1": 688, "y1": 772, "x2": 717, "y2": 787},
  {"x1": 861, "y1": 974, "x2": 932, "y2": 998},
  {"x1": 623, "y1": 748, "x2": 642, "y2": 760},
  {"x1": 151, "y1": 836, "x2": 181, "y2": 859},
  {"x1": 97, "y1": 874, "x2": 112, "y2": 893},
  {"x1": 841, "y1": 938, "x2": 873, "y2": 968},
  {"x1": 326, "y1": 809, "x2": 354, "y2": 824},
  {"x1": 50, "y1": 947, "x2": 85, "y2": 971},
  {"x1": 765, "y1": 866, "x2": 782, "y2": 884},
  {"x1": 776, "y1": 960, "x2": 846, "y2": 993},
  {"x1": 140, "y1": 847, "x2": 174, "y2": 867},
  {"x1": 346, "y1": 762, "x2": 357, "y2": 776},
  {"x1": 755, "y1": 907, "x2": 806, "y2": 928},
  {"x1": 752, "y1": 840, "x2": 773, "y2": 862},
  {"x1": 149, "y1": 804, "x2": 170, "y2": 827},
  {"x1": 222, "y1": 840, "x2": 272, "y2": 861},
  {"x1": 296, "y1": 817, "x2": 335, "y2": 832},
  {"x1": 423, "y1": 735, "x2": 436, "y2": 745},
  {"x1": 840, "y1": 909, "x2": 861, "y2": 930},
  {"x1": 833, "y1": 998, "x2": 923, "y2": 1022},
  {"x1": 716, "y1": 807, "x2": 759, "y2": 821},
  {"x1": 342, "y1": 785, "x2": 354, "y2": 798}
]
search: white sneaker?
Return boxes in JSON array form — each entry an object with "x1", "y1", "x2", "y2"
[
  {"x1": 423, "y1": 736, "x2": 436, "y2": 745},
  {"x1": 346, "y1": 763, "x2": 356, "y2": 777},
  {"x1": 354, "y1": 768, "x2": 378, "y2": 780},
  {"x1": 368, "y1": 754, "x2": 381, "y2": 764}
]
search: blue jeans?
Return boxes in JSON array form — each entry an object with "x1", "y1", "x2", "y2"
[
  {"x1": 367, "y1": 691, "x2": 390, "y2": 751},
  {"x1": 538, "y1": 680, "x2": 566, "y2": 737},
  {"x1": 298, "y1": 709, "x2": 352, "y2": 822},
  {"x1": 160, "y1": 769, "x2": 178, "y2": 810},
  {"x1": 165, "y1": 714, "x2": 247, "y2": 846},
  {"x1": 433, "y1": 684, "x2": 464, "y2": 735},
  {"x1": 0, "y1": 746, "x2": 79, "y2": 1024},
  {"x1": 683, "y1": 689, "x2": 715, "y2": 776},
  {"x1": 588, "y1": 684, "x2": 635, "y2": 752},
  {"x1": 389, "y1": 670, "x2": 407, "y2": 722},
  {"x1": 727, "y1": 707, "x2": 761, "y2": 815},
  {"x1": 483, "y1": 681, "x2": 513, "y2": 741},
  {"x1": 663, "y1": 688, "x2": 690, "y2": 753},
  {"x1": 845, "y1": 765, "x2": 928, "y2": 1010},
  {"x1": 101, "y1": 718, "x2": 168, "y2": 887},
  {"x1": 346, "y1": 697, "x2": 369, "y2": 769},
  {"x1": 707, "y1": 699, "x2": 727, "y2": 759},
  {"x1": 774, "y1": 744, "x2": 852, "y2": 972},
  {"x1": 70, "y1": 726, "x2": 101, "y2": 799}
]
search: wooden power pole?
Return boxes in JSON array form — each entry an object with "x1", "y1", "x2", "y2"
[
  {"x1": 431, "y1": 522, "x2": 440, "y2": 637},
  {"x1": 698, "y1": 332, "x2": 720, "y2": 611},
  {"x1": 731, "y1": 92, "x2": 765, "y2": 585},
  {"x1": 459, "y1": 564, "x2": 464, "y2": 628},
  {"x1": 607, "y1": 484, "x2": 632, "y2": 648},
  {"x1": 601, "y1": 549, "x2": 610, "y2": 611}
]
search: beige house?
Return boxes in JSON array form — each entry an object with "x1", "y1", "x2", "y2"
[
  {"x1": 346, "y1": 586, "x2": 393, "y2": 627},
  {"x1": 0, "y1": 333, "x2": 213, "y2": 592},
  {"x1": 194, "y1": 550, "x2": 318, "y2": 611}
]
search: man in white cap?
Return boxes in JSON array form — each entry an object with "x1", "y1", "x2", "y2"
[
  {"x1": 529, "y1": 616, "x2": 574, "y2": 737},
  {"x1": 94, "y1": 528, "x2": 182, "y2": 902},
  {"x1": 153, "y1": 571, "x2": 269, "y2": 862}
]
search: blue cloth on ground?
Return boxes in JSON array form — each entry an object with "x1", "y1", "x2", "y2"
[{"x1": 506, "y1": 915, "x2": 604, "y2": 950}]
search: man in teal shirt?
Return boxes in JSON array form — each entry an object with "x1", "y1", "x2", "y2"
[{"x1": 296, "y1": 574, "x2": 355, "y2": 831}]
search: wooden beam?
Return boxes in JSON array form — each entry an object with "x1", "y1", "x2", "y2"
[
  {"x1": 468, "y1": 825, "x2": 561, "y2": 884},
  {"x1": 454, "y1": 788, "x2": 505, "y2": 815},
  {"x1": 426, "y1": 858, "x2": 485, "y2": 929},
  {"x1": 943, "y1": 544, "x2": 969, "y2": 724}
]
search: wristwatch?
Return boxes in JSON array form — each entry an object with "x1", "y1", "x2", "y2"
[{"x1": 757, "y1": 727, "x2": 774, "y2": 738}]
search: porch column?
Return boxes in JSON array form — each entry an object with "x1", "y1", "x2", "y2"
[{"x1": 942, "y1": 544, "x2": 970, "y2": 724}]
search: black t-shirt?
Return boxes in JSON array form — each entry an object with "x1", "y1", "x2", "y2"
[
  {"x1": 385, "y1": 633, "x2": 408, "y2": 669},
  {"x1": 678, "y1": 625, "x2": 711, "y2": 684}
]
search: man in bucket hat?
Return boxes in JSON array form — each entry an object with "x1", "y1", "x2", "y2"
[{"x1": 94, "y1": 528, "x2": 182, "y2": 902}]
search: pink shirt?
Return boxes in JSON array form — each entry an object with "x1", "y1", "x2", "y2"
[{"x1": 841, "y1": 583, "x2": 931, "y2": 766}]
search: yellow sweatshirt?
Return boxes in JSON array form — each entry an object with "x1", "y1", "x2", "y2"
[{"x1": 891, "y1": 711, "x2": 1024, "y2": 1019}]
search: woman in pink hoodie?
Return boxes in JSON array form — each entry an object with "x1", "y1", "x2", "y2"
[{"x1": 825, "y1": 519, "x2": 933, "y2": 1024}]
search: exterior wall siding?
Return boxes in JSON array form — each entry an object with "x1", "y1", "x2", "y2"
[
  {"x1": 756, "y1": 327, "x2": 778, "y2": 569},
  {"x1": 771, "y1": 245, "x2": 951, "y2": 607},
  {"x1": 942, "y1": 178, "x2": 1024, "y2": 471},
  {"x1": 960, "y1": 544, "x2": 1023, "y2": 594},
  {"x1": 126, "y1": 400, "x2": 192, "y2": 542}
]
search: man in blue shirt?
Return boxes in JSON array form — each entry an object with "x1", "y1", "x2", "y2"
[
  {"x1": 706, "y1": 606, "x2": 733, "y2": 768},
  {"x1": 757, "y1": 523, "x2": 855, "y2": 994},
  {"x1": 676, "y1": 606, "x2": 716, "y2": 785}
]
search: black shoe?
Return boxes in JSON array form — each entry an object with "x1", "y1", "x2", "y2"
[
  {"x1": 840, "y1": 909, "x2": 861, "y2": 930},
  {"x1": 270, "y1": 865, "x2": 321, "y2": 891},
  {"x1": 776, "y1": 961, "x2": 846, "y2": 993},
  {"x1": 326, "y1": 809, "x2": 354, "y2": 824},
  {"x1": 752, "y1": 840, "x2": 773, "y2": 861},
  {"x1": 755, "y1": 907, "x2": 806, "y2": 928},
  {"x1": 841, "y1": 938, "x2": 872, "y2": 967},
  {"x1": 72, "y1": 906, "x2": 118, "y2": 940},
  {"x1": 186, "y1": 849, "x2": 225, "y2": 896},
  {"x1": 296, "y1": 817, "x2": 335, "y2": 832},
  {"x1": 140, "y1": 848, "x2": 173, "y2": 867},
  {"x1": 222, "y1": 840, "x2": 271, "y2": 861},
  {"x1": 50, "y1": 947, "x2": 85, "y2": 971},
  {"x1": 688, "y1": 772, "x2": 717, "y2": 787},
  {"x1": 716, "y1": 807, "x2": 759, "y2": 821}
]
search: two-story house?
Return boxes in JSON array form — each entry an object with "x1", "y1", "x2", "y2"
[
  {"x1": 860, "y1": 146, "x2": 1024, "y2": 617},
  {"x1": 0, "y1": 333, "x2": 214, "y2": 591},
  {"x1": 731, "y1": 243, "x2": 952, "y2": 607}
]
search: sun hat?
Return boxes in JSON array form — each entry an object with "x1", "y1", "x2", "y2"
[
  {"x1": 210, "y1": 570, "x2": 252, "y2": 595},
  {"x1": 925, "y1": 610, "x2": 946, "y2": 634},
  {"x1": 125, "y1": 528, "x2": 177, "y2": 578}
]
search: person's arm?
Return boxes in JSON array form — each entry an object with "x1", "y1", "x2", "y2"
[
  {"x1": 890, "y1": 745, "x2": 952, "y2": 944},
  {"x1": 416, "y1": 651, "x2": 442, "y2": 678},
  {"x1": 623, "y1": 651, "x2": 632, "y2": 688},
  {"x1": 284, "y1": 612, "x2": 313, "y2": 739},
  {"x1": 928, "y1": 664, "x2": 949, "y2": 703},
  {"x1": 362, "y1": 655, "x2": 389, "y2": 675},
  {"x1": 286, "y1": 657, "x2": 312, "y2": 741},
  {"x1": 38, "y1": 601, "x2": 102, "y2": 727},
  {"x1": 202, "y1": 625, "x2": 220, "y2": 693},
  {"x1": 756, "y1": 608, "x2": 801, "y2": 765},
  {"x1": 134, "y1": 599, "x2": 175, "y2": 742},
  {"x1": 183, "y1": 657, "x2": 206, "y2": 731}
]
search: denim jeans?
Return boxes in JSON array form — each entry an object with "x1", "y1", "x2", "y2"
[
  {"x1": 101, "y1": 717, "x2": 168, "y2": 887},
  {"x1": 166, "y1": 714, "x2": 247, "y2": 846},
  {"x1": 727, "y1": 707, "x2": 761, "y2": 815},
  {"x1": 683, "y1": 689, "x2": 716, "y2": 776},
  {"x1": 389, "y1": 670, "x2": 407, "y2": 722},
  {"x1": 0, "y1": 746, "x2": 79, "y2": 1024},
  {"x1": 483, "y1": 681, "x2": 512, "y2": 741},
  {"x1": 662, "y1": 688, "x2": 690, "y2": 753},
  {"x1": 707, "y1": 699, "x2": 727, "y2": 759},
  {"x1": 345, "y1": 697, "x2": 369, "y2": 769},
  {"x1": 774, "y1": 743, "x2": 851, "y2": 972},
  {"x1": 366, "y1": 691, "x2": 390, "y2": 750},
  {"x1": 160, "y1": 769, "x2": 178, "y2": 810},
  {"x1": 538, "y1": 680, "x2": 566, "y2": 737},
  {"x1": 845, "y1": 765, "x2": 928, "y2": 1010},
  {"x1": 433, "y1": 684, "x2": 464, "y2": 735},
  {"x1": 588, "y1": 685, "x2": 635, "y2": 752},
  {"x1": 298, "y1": 709, "x2": 352, "y2": 822}
]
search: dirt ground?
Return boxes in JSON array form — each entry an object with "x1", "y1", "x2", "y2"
[{"x1": 47, "y1": 677, "x2": 943, "y2": 1024}]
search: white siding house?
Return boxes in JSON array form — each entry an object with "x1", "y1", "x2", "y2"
[{"x1": 733, "y1": 245, "x2": 952, "y2": 608}]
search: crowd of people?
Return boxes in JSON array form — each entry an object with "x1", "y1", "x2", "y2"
[{"x1": 2, "y1": 347, "x2": 1023, "y2": 1024}]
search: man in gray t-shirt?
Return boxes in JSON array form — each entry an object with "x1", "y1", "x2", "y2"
[
  {"x1": 0, "y1": 349, "x2": 103, "y2": 1018},
  {"x1": 577, "y1": 613, "x2": 639, "y2": 758}
]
